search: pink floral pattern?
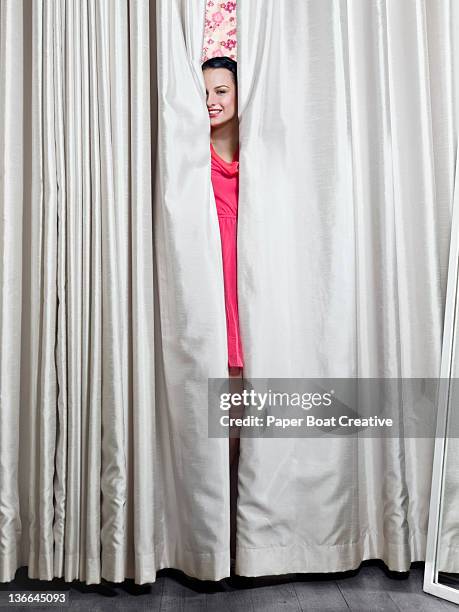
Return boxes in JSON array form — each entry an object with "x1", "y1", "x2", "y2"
[{"x1": 201, "y1": 0, "x2": 237, "y2": 63}]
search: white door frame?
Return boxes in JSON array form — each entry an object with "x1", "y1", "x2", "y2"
[{"x1": 424, "y1": 149, "x2": 459, "y2": 605}]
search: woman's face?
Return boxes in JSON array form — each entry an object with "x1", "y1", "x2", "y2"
[{"x1": 204, "y1": 68, "x2": 237, "y2": 128}]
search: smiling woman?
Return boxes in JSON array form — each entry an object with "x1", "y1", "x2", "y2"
[
  {"x1": 202, "y1": 56, "x2": 242, "y2": 565},
  {"x1": 204, "y1": 67, "x2": 237, "y2": 133},
  {"x1": 202, "y1": 57, "x2": 243, "y2": 372}
]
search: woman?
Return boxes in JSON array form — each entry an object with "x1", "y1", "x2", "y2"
[
  {"x1": 202, "y1": 56, "x2": 243, "y2": 376},
  {"x1": 202, "y1": 56, "x2": 243, "y2": 563}
]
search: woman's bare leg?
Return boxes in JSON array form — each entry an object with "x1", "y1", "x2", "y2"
[{"x1": 228, "y1": 366, "x2": 243, "y2": 563}]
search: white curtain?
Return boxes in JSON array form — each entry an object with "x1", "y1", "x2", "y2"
[
  {"x1": 1, "y1": 0, "x2": 157, "y2": 584},
  {"x1": 153, "y1": 0, "x2": 231, "y2": 581},
  {"x1": 1, "y1": 0, "x2": 458, "y2": 585},
  {"x1": 235, "y1": 0, "x2": 459, "y2": 575},
  {"x1": 1, "y1": 0, "x2": 24, "y2": 581}
]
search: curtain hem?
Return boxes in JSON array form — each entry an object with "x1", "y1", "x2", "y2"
[
  {"x1": 235, "y1": 530, "x2": 427, "y2": 576},
  {"x1": 0, "y1": 532, "x2": 428, "y2": 583}
]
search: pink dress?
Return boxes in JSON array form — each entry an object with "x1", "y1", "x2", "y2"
[{"x1": 210, "y1": 142, "x2": 244, "y2": 368}]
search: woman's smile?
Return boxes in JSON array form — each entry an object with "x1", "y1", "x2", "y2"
[{"x1": 208, "y1": 107, "x2": 223, "y2": 118}]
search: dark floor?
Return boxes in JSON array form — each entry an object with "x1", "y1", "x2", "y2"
[{"x1": 0, "y1": 561, "x2": 457, "y2": 611}]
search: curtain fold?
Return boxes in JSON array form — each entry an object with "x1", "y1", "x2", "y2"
[
  {"x1": 2, "y1": 0, "x2": 156, "y2": 584},
  {"x1": 1, "y1": 0, "x2": 459, "y2": 586},
  {"x1": 235, "y1": 0, "x2": 458, "y2": 575},
  {"x1": 153, "y1": 0, "x2": 231, "y2": 581},
  {"x1": 0, "y1": 0, "x2": 24, "y2": 583}
]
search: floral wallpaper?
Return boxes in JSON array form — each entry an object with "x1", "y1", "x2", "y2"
[{"x1": 201, "y1": 1, "x2": 237, "y2": 63}]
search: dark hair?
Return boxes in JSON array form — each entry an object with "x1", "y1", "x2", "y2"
[{"x1": 202, "y1": 56, "x2": 237, "y2": 84}]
